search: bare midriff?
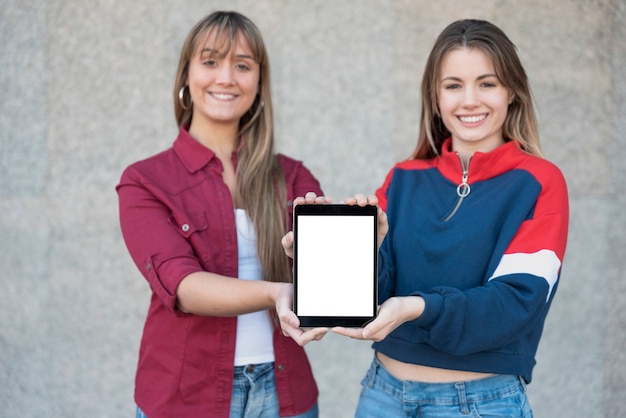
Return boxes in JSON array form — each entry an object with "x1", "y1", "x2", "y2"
[{"x1": 376, "y1": 352, "x2": 496, "y2": 383}]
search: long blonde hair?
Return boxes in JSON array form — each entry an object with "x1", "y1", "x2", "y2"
[
  {"x1": 173, "y1": 11, "x2": 290, "y2": 283},
  {"x1": 413, "y1": 19, "x2": 542, "y2": 160}
]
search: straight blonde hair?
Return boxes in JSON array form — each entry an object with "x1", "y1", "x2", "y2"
[
  {"x1": 413, "y1": 19, "x2": 542, "y2": 160},
  {"x1": 173, "y1": 11, "x2": 290, "y2": 283}
]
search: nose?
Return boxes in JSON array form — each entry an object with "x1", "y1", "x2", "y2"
[
  {"x1": 215, "y1": 64, "x2": 234, "y2": 85},
  {"x1": 462, "y1": 86, "x2": 479, "y2": 107}
]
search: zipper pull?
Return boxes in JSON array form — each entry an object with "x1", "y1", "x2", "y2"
[
  {"x1": 457, "y1": 171, "x2": 471, "y2": 197},
  {"x1": 443, "y1": 154, "x2": 472, "y2": 222},
  {"x1": 456, "y1": 156, "x2": 471, "y2": 198}
]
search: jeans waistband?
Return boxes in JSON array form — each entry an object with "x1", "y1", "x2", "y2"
[
  {"x1": 233, "y1": 361, "x2": 274, "y2": 379},
  {"x1": 366, "y1": 355, "x2": 526, "y2": 404}
]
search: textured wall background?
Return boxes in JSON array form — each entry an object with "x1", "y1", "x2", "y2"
[{"x1": 1, "y1": 0, "x2": 624, "y2": 417}]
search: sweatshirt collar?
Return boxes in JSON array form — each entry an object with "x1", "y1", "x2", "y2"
[{"x1": 437, "y1": 138, "x2": 527, "y2": 183}]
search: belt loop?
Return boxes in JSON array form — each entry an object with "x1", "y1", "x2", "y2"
[
  {"x1": 518, "y1": 375, "x2": 527, "y2": 392},
  {"x1": 455, "y1": 382, "x2": 470, "y2": 415},
  {"x1": 366, "y1": 358, "x2": 378, "y2": 388}
]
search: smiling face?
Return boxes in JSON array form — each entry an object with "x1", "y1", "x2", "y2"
[
  {"x1": 437, "y1": 47, "x2": 514, "y2": 159},
  {"x1": 186, "y1": 31, "x2": 260, "y2": 136}
]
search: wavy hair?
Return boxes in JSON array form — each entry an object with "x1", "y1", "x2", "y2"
[
  {"x1": 412, "y1": 19, "x2": 542, "y2": 159},
  {"x1": 173, "y1": 11, "x2": 290, "y2": 283}
]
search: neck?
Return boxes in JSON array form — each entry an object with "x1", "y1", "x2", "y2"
[
  {"x1": 455, "y1": 150, "x2": 472, "y2": 166},
  {"x1": 189, "y1": 119, "x2": 239, "y2": 156},
  {"x1": 451, "y1": 138, "x2": 505, "y2": 163}
]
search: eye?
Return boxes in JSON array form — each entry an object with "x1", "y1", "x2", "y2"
[
  {"x1": 480, "y1": 76, "x2": 500, "y2": 88},
  {"x1": 444, "y1": 83, "x2": 461, "y2": 90},
  {"x1": 203, "y1": 59, "x2": 218, "y2": 67},
  {"x1": 236, "y1": 63, "x2": 251, "y2": 71}
]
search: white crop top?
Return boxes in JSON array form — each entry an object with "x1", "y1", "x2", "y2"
[{"x1": 233, "y1": 209, "x2": 275, "y2": 366}]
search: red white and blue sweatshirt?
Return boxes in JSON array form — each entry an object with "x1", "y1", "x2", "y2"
[{"x1": 374, "y1": 138, "x2": 569, "y2": 384}]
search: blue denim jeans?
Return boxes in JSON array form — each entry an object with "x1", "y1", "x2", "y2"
[
  {"x1": 231, "y1": 362, "x2": 318, "y2": 418},
  {"x1": 355, "y1": 356, "x2": 533, "y2": 418},
  {"x1": 136, "y1": 362, "x2": 318, "y2": 418}
]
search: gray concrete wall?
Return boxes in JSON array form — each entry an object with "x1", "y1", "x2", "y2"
[{"x1": 1, "y1": 0, "x2": 624, "y2": 416}]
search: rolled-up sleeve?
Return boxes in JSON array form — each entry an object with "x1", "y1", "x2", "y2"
[{"x1": 117, "y1": 167, "x2": 202, "y2": 314}]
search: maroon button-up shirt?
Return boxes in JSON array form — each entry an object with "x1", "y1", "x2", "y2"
[{"x1": 117, "y1": 127, "x2": 322, "y2": 417}]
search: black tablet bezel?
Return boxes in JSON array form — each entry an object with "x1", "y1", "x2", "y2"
[{"x1": 293, "y1": 204, "x2": 378, "y2": 327}]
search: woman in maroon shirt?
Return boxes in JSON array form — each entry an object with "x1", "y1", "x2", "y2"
[{"x1": 117, "y1": 11, "x2": 327, "y2": 418}]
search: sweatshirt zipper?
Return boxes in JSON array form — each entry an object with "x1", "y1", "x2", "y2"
[{"x1": 443, "y1": 154, "x2": 471, "y2": 222}]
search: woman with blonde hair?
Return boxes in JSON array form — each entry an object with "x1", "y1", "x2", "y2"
[
  {"x1": 289, "y1": 19, "x2": 569, "y2": 417},
  {"x1": 117, "y1": 11, "x2": 324, "y2": 417}
]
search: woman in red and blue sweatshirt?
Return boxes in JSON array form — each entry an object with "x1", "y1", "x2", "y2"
[{"x1": 333, "y1": 19, "x2": 569, "y2": 417}]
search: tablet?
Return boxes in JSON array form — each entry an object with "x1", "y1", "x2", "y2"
[{"x1": 293, "y1": 204, "x2": 377, "y2": 327}]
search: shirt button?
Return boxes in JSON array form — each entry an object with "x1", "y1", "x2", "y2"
[
  {"x1": 181, "y1": 224, "x2": 190, "y2": 232},
  {"x1": 145, "y1": 263, "x2": 151, "y2": 271},
  {"x1": 278, "y1": 364, "x2": 285, "y2": 371}
]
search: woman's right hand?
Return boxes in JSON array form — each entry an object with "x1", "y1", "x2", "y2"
[
  {"x1": 275, "y1": 282, "x2": 329, "y2": 345},
  {"x1": 343, "y1": 194, "x2": 389, "y2": 249}
]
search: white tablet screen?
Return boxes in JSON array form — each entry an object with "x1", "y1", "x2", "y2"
[{"x1": 293, "y1": 204, "x2": 377, "y2": 327}]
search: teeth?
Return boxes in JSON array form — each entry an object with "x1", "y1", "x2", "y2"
[
  {"x1": 212, "y1": 93, "x2": 236, "y2": 100},
  {"x1": 459, "y1": 114, "x2": 486, "y2": 123}
]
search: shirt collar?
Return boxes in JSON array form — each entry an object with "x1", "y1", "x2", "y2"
[{"x1": 172, "y1": 126, "x2": 241, "y2": 173}]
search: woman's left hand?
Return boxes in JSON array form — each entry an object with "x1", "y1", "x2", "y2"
[
  {"x1": 281, "y1": 192, "x2": 332, "y2": 258},
  {"x1": 332, "y1": 296, "x2": 425, "y2": 342}
]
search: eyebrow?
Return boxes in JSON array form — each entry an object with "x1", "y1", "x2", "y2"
[
  {"x1": 199, "y1": 48, "x2": 255, "y2": 61},
  {"x1": 441, "y1": 74, "x2": 498, "y2": 82}
]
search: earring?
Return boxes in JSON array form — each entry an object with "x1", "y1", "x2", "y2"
[{"x1": 178, "y1": 86, "x2": 192, "y2": 110}]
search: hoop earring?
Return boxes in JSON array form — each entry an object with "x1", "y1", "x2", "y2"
[{"x1": 178, "y1": 86, "x2": 192, "y2": 110}]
